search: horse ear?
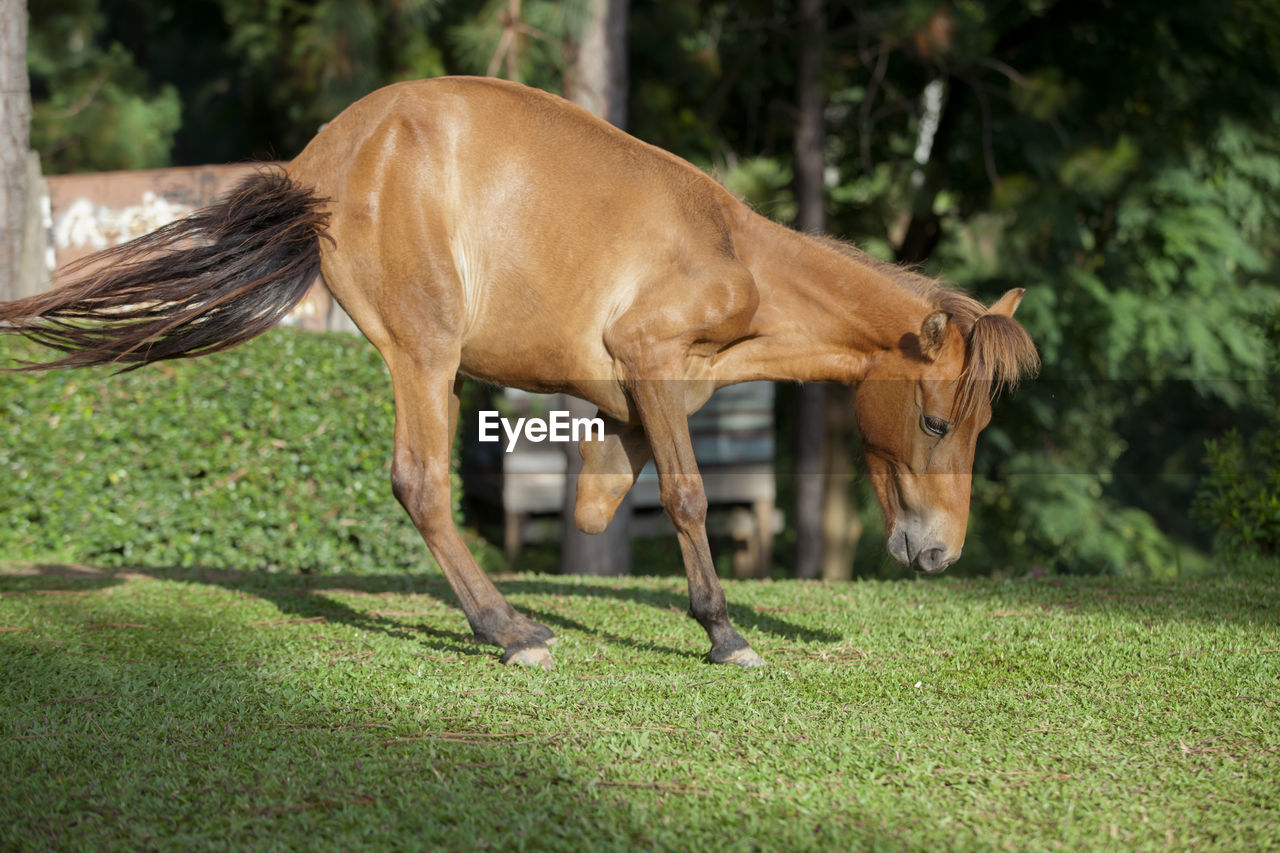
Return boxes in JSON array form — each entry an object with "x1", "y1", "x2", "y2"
[
  {"x1": 987, "y1": 287, "x2": 1025, "y2": 318},
  {"x1": 920, "y1": 310, "x2": 948, "y2": 361}
]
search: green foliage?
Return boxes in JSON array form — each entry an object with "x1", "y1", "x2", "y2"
[
  {"x1": 911, "y1": 1, "x2": 1280, "y2": 575},
  {"x1": 967, "y1": 454, "x2": 1193, "y2": 579},
  {"x1": 1193, "y1": 311, "x2": 1280, "y2": 561},
  {"x1": 24, "y1": 0, "x2": 1280, "y2": 577},
  {"x1": 717, "y1": 156, "x2": 795, "y2": 224},
  {"x1": 219, "y1": 0, "x2": 449, "y2": 152},
  {"x1": 0, "y1": 330, "x2": 482, "y2": 574},
  {"x1": 29, "y1": 0, "x2": 453, "y2": 169},
  {"x1": 29, "y1": 2, "x2": 181, "y2": 172},
  {"x1": 625, "y1": 0, "x2": 1280, "y2": 577},
  {"x1": 1195, "y1": 429, "x2": 1280, "y2": 559},
  {"x1": 448, "y1": 0, "x2": 586, "y2": 91}
]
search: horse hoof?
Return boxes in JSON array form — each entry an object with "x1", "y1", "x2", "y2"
[
  {"x1": 720, "y1": 647, "x2": 766, "y2": 668},
  {"x1": 504, "y1": 646, "x2": 554, "y2": 670}
]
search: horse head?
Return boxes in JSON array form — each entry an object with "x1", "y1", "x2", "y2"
[{"x1": 854, "y1": 288, "x2": 1038, "y2": 573}]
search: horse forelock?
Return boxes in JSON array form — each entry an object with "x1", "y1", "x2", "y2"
[
  {"x1": 951, "y1": 307, "x2": 1041, "y2": 423},
  {"x1": 887, "y1": 284, "x2": 1037, "y2": 424},
  {"x1": 806, "y1": 234, "x2": 1038, "y2": 420}
]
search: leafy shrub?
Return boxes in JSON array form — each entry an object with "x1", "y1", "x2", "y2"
[
  {"x1": 1195, "y1": 428, "x2": 1280, "y2": 559},
  {"x1": 0, "y1": 329, "x2": 476, "y2": 574},
  {"x1": 1194, "y1": 309, "x2": 1280, "y2": 565},
  {"x1": 963, "y1": 451, "x2": 1188, "y2": 579}
]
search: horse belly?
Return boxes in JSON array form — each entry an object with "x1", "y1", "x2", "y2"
[{"x1": 457, "y1": 284, "x2": 631, "y2": 418}]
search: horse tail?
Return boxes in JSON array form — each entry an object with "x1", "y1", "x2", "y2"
[{"x1": 0, "y1": 168, "x2": 330, "y2": 371}]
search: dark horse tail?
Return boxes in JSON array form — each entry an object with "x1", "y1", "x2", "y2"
[{"x1": 0, "y1": 169, "x2": 329, "y2": 370}]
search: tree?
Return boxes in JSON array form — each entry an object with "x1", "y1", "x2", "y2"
[
  {"x1": 27, "y1": 0, "x2": 181, "y2": 173},
  {"x1": 1, "y1": 0, "x2": 30, "y2": 301},
  {"x1": 24, "y1": 0, "x2": 1280, "y2": 577},
  {"x1": 791, "y1": 0, "x2": 826, "y2": 581},
  {"x1": 220, "y1": 0, "x2": 448, "y2": 156},
  {"x1": 626, "y1": 0, "x2": 1280, "y2": 576},
  {"x1": 449, "y1": 0, "x2": 586, "y2": 93},
  {"x1": 821, "y1": 0, "x2": 1280, "y2": 574},
  {"x1": 565, "y1": 0, "x2": 627, "y2": 124},
  {"x1": 560, "y1": 0, "x2": 632, "y2": 576}
]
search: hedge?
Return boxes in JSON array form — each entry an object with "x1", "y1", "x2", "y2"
[{"x1": 0, "y1": 329, "x2": 474, "y2": 574}]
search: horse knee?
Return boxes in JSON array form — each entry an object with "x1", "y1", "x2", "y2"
[
  {"x1": 574, "y1": 473, "x2": 633, "y2": 534},
  {"x1": 575, "y1": 499, "x2": 612, "y2": 536},
  {"x1": 660, "y1": 475, "x2": 708, "y2": 527}
]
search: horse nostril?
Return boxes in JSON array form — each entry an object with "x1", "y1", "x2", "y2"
[
  {"x1": 915, "y1": 547, "x2": 952, "y2": 574},
  {"x1": 887, "y1": 529, "x2": 911, "y2": 566}
]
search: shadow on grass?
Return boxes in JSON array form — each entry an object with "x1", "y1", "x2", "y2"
[
  {"x1": 500, "y1": 576, "x2": 845, "y2": 644},
  {"x1": 3, "y1": 564, "x2": 1274, "y2": 652},
  {"x1": 0, "y1": 562, "x2": 841, "y2": 661},
  {"x1": 0, "y1": 563, "x2": 909, "y2": 850},
  {"x1": 0, "y1": 589, "x2": 775, "y2": 850},
  {"x1": 3, "y1": 563, "x2": 1276, "y2": 848}
]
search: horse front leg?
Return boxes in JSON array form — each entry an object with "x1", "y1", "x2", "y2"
[
  {"x1": 573, "y1": 415, "x2": 651, "y2": 535},
  {"x1": 626, "y1": 377, "x2": 765, "y2": 667},
  {"x1": 389, "y1": 366, "x2": 555, "y2": 668}
]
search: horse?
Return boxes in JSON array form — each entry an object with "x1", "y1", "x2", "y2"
[{"x1": 0, "y1": 76, "x2": 1038, "y2": 669}]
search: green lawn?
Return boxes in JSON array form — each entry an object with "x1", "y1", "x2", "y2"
[{"x1": 1, "y1": 565, "x2": 1276, "y2": 851}]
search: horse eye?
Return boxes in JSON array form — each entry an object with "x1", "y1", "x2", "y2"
[{"x1": 922, "y1": 416, "x2": 950, "y2": 437}]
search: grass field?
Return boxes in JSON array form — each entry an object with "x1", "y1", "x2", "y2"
[{"x1": 1, "y1": 564, "x2": 1276, "y2": 851}]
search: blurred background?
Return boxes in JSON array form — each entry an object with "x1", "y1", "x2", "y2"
[{"x1": 3, "y1": 0, "x2": 1278, "y2": 581}]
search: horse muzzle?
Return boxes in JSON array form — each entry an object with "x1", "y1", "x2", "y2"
[{"x1": 887, "y1": 526, "x2": 960, "y2": 575}]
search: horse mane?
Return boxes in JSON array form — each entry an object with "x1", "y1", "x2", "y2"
[{"x1": 811, "y1": 235, "x2": 1040, "y2": 420}]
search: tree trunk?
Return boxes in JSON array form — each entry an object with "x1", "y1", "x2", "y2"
[
  {"x1": 896, "y1": 76, "x2": 956, "y2": 265},
  {"x1": 792, "y1": 0, "x2": 827, "y2": 580},
  {"x1": 559, "y1": 395, "x2": 632, "y2": 576},
  {"x1": 565, "y1": 0, "x2": 628, "y2": 128},
  {"x1": 794, "y1": 0, "x2": 825, "y2": 236},
  {"x1": 18, "y1": 150, "x2": 48, "y2": 299},
  {"x1": 561, "y1": 0, "x2": 631, "y2": 576},
  {"x1": 0, "y1": 0, "x2": 31, "y2": 302},
  {"x1": 793, "y1": 384, "x2": 825, "y2": 580},
  {"x1": 820, "y1": 385, "x2": 861, "y2": 580}
]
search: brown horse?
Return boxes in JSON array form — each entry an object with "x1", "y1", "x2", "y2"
[{"x1": 1, "y1": 76, "x2": 1037, "y2": 669}]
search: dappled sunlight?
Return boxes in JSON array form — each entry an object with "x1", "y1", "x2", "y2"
[{"x1": 3, "y1": 565, "x2": 1277, "y2": 848}]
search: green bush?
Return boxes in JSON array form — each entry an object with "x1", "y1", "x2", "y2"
[
  {"x1": 1195, "y1": 428, "x2": 1280, "y2": 560},
  {"x1": 0, "y1": 329, "x2": 475, "y2": 574},
  {"x1": 1194, "y1": 310, "x2": 1280, "y2": 566}
]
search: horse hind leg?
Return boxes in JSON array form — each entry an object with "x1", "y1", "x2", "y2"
[
  {"x1": 388, "y1": 362, "x2": 555, "y2": 667},
  {"x1": 306, "y1": 171, "x2": 554, "y2": 668}
]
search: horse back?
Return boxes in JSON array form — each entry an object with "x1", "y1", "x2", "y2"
[{"x1": 288, "y1": 77, "x2": 749, "y2": 408}]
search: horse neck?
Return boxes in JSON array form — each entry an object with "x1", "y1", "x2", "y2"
[{"x1": 723, "y1": 211, "x2": 931, "y2": 385}]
